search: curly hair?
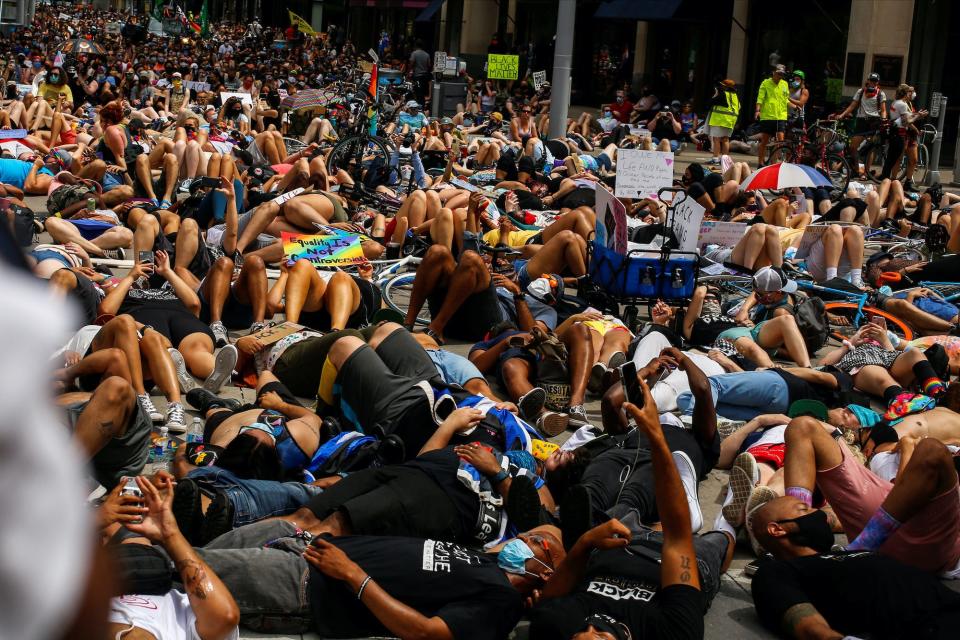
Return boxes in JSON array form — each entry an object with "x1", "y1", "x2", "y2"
[{"x1": 99, "y1": 101, "x2": 124, "y2": 125}]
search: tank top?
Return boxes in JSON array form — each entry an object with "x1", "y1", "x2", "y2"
[{"x1": 789, "y1": 87, "x2": 804, "y2": 121}]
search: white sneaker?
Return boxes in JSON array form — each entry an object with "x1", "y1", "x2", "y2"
[
  {"x1": 168, "y1": 348, "x2": 197, "y2": 393},
  {"x1": 165, "y1": 402, "x2": 187, "y2": 434},
  {"x1": 203, "y1": 344, "x2": 237, "y2": 393},
  {"x1": 138, "y1": 394, "x2": 163, "y2": 423},
  {"x1": 210, "y1": 321, "x2": 229, "y2": 348},
  {"x1": 672, "y1": 450, "x2": 703, "y2": 533}
]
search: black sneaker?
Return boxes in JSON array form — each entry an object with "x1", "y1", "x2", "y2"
[
  {"x1": 505, "y1": 475, "x2": 544, "y2": 533},
  {"x1": 560, "y1": 484, "x2": 594, "y2": 551},
  {"x1": 186, "y1": 387, "x2": 241, "y2": 413},
  {"x1": 518, "y1": 387, "x2": 546, "y2": 421},
  {"x1": 172, "y1": 478, "x2": 205, "y2": 545},
  {"x1": 200, "y1": 489, "x2": 235, "y2": 545}
]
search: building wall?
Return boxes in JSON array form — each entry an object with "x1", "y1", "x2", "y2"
[
  {"x1": 459, "y1": 0, "x2": 499, "y2": 54},
  {"x1": 843, "y1": 0, "x2": 914, "y2": 91}
]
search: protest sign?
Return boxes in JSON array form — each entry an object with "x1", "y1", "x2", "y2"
[
  {"x1": 250, "y1": 321, "x2": 305, "y2": 346},
  {"x1": 670, "y1": 195, "x2": 705, "y2": 252},
  {"x1": 487, "y1": 54, "x2": 519, "y2": 80},
  {"x1": 595, "y1": 185, "x2": 627, "y2": 254},
  {"x1": 795, "y1": 225, "x2": 830, "y2": 259},
  {"x1": 16, "y1": 84, "x2": 34, "y2": 97},
  {"x1": 697, "y1": 220, "x2": 748, "y2": 250},
  {"x1": 615, "y1": 149, "x2": 674, "y2": 199},
  {"x1": 271, "y1": 187, "x2": 305, "y2": 206},
  {"x1": 282, "y1": 231, "x2": 365, "y2": 268},
  {"x1": 434, "y1": 51, "x2": 447, "y2": 72},
  {"x1": 0, "y1": 129, "x2": 29, "y2": 140},
  {"x1": 532, "y1": 71, "x2": 547, "y2": 91},
  {"x1": 105, "y1": 22, "x2": 121, "y2": 34},
  {"x1": 220, "y1": 91, "x2": 253, "y2": 107},
  {"x1": 185, "y1": 81, "x2": 211, "y2": 92}
]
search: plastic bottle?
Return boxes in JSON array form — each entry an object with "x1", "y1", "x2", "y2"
[
  {"x1": 186, "y1": 417, "x2": 204, "y2": 445},
  {"x1": 149, "y1": 426, "x2": 169, "y2": 463}
]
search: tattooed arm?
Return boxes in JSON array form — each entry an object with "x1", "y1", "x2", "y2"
[
  {"x1": 781, "y1": 603, "x2": 843, "y2": 639},
  {"x1": 127, "y1": 476, "x2": 240, "y2": 640},
  {"x1": 623, "y1": 379, "x2": 701, "y2": 590}
]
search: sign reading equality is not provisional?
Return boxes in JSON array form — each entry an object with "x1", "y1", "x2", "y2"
[
  {"x1": 487, "y1": 54, "x2": 519, "y2": 80},
  {"x1": 282, "y1": 232, "x2": 365, "y2": 267}
]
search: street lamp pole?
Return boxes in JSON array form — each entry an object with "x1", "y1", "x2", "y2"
[{"x1": 548, "y1": 0, "x2": 576, "y2": 140}]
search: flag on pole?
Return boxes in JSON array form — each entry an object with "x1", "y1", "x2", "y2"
[
  {"x1": 288, "y1": 10, "x2": 316, "y2": 37},
  {"x1": 367, "y1": 63, "x2": 378, "y2": 135}
]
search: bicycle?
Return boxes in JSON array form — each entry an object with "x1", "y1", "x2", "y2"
[{"x1": 765, "y1": 120, "x2": 851, "y2": 191}]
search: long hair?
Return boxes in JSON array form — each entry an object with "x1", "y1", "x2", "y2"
[{"x1": 217, "y1": 433, "x2": 284, "y2": 481}]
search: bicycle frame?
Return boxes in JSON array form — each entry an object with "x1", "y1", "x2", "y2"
[{"x1": 795, "y1": 280, "x2": 871, "y2": 324}]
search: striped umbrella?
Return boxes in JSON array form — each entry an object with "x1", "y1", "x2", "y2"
[
  {"x1": 740, "y1": 162, "x2": 833, "y2": 191},
  {"x1": 280, "y1": 88, "x2": 337, "y2": 111}
]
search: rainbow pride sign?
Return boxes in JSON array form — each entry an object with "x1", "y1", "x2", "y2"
[{"x1": 282, "y1": 231, "x2": 364, "y2": 268}]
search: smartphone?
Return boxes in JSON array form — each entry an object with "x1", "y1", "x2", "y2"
[
  {"x1": 120, "y1": 476, "x2": 142, "y2": 499},
  {"x1": 619, "y1": 360, "x2": 643, "y2": 407},
  {"x1": 870, "y1": 314, "x2": 887, "y2": 330},
  {"x1": 137, "y1": 250, "x2": 154, "y2": 265},
  {"x1": 195, "y1": 176, "x2": 221, "y2": 189}
]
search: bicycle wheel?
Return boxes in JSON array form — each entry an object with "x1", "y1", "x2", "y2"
[
  {"x1": 326, "y1": 134, "x2": 391, "y2": 178},
  {"x1": 381, "y1": 273, "x2": 429, "y2": 326},
  {"x1": 766, "y1": 143, "x2": 796, "y2": 165},
  {"x1": 914, "y1": 144, "x2": 929, "y2": 184},
  {"x1": 823, "y1": 302, "x2": 913, "y2": 343},
  {"x1": 819, "y1": 153, "x2": 851, "y2": 191}
]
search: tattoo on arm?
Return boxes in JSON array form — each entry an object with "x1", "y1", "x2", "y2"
[
  {"x1": 782, "y1": 603, "x2": 825, "y2": 638},
  {"x1": 175, "y1": 558, "x2": 214, "y2": 600},
  {"x1": 679, "y1": 555, "x2": 692, "y2": 584}
]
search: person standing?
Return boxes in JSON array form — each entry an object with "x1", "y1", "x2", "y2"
[
  {"x1": 755, "y1": 64, "x2": 790, "y2": 166},
  {"x1": 836, "y1": 72, "x2": 887, "y2": 179},
  {"x1": 408, "y1": 39, "x2": 432, "y2": 109},
  {"x1": 787, "y1": 70, "x2": 809, "y2": 129},
  {"x1": 707, "y1": 79, "x2": 740, "y2": 165}
]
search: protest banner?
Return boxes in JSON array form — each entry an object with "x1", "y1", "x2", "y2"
[
  {"x1": 0, "y1": 129, "x2": 29, "y2": 140},
  {"x1": 614, "y1": 149, "x2": 674, "y2": 199},
  {"x1": 185, "y1": 81, "x2": 211, "y2": 92},
  {"x1": 531, "y1": 71, "x2": 547, "y2": 91},
  {"x1": 697, "y1": 220, "x2": 748, "y2": 250},
  {"x1": 434, "y1": 51, "x2": 447, "y2": 72},
  {"x1": 220, "y1": 91, "x2": 253, "y2": 106},
  {"x1": 282, "y1": 231, "x2": 365, "y2": 268},
  {"x1": 487, "y1": 54, "x2": 519, "y2": 80},
  {"x1": 670, "y1": 195, "x2": 706, "y2": 252},
  {"x1": 595, "y1": 185, "x2": 627, "y2": 254}
]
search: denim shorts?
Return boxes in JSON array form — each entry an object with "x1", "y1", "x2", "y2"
[{"x1": 427, "y1": 348, "x2": 484, "y2": 386}]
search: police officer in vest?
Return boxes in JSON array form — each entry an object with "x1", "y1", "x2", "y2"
[{"x1": 706, "y1": 79, "x2": 740, "y2": 165}]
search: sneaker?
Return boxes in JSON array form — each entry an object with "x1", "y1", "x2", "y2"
[
  {"x1": 716, "y1": 417, "x2": 747, "y2": 441},
  {"x1": 138, "y1": 394, "x2": 163, "y2": 423},
  {"x1": 172, "y1": 478, "x2": 204, "y2": 545},
  {"x1": 559, "y1": 484, "x2": 593, "y2": 551},
  {"x1": 607, "y1": 350, "x2": 627, "y2": 372},
  {"x1": 672, "y1": 450, "x2": 703, "y2": 533},
  {"x1": 722, "y1": 452, "x2": 760, "y2": 527},
  {"x1": 210, "y1": 321, "x2": 229, "y2": 348},
  {"x1": 744, "y1": 486, "x2": 779, "y2": 556},
  {"x1": 536, "y1": 410, "x2": 569, "y2": 437},
  {"x1": 248, "y1": 321, "x2": 266, "y2": 335},
  {"x1": 101, "y1": 247, "x2": 126, "y2": 261},
  {"x1": 504, "y1": 475, "x2": 544, "y2": 533},
  {"x1": 707, "y1": 157, "x2": 721, "y2": 165},
  {"x1": 588, "y1": 363, "x2": 608, "y2": 395},
  {"x1": 165, "y1": 402, "x2": 187, "y2": 434},
  {"x1": 518, "y1": 387, "x2": 546, "y2": 422},
  {"x1": 168, "y1": 347, "x2": 197, "y2": 393},
  {"x1": 203, "y1": 344, "x2": 237, "y2": 393},
  {"x1": 200, "y1": 488, "x2": 235, "y2": 545},
  {"x1": 568, "y1": 404, "x2": 591, "y2": 429},
  {"x1": 186, "y1": 387, "x2": 241, "y2": 413}
]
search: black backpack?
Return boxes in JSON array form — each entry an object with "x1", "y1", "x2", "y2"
[
  {"x1": 794, "y1": 293, "x2": 829, "y2": 353},
  {"x1": 10, "y1": 204, "x2": 35, "y2": 247}
]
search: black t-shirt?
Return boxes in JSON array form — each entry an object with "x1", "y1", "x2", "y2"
[
  {"x1": 688, "y1": 314, "x2": 738, "y2": 347},
  {"x1": 529, "y1": 546, "x2": 704, "y2": 640},
  {"x1": 406, "y1": 448, "x2": 481, "y2": 539},
  {"x1": 752, "y1": 552, "x2": 960, "y2": 639},
  {"x1": 309, "y1": 536, "x2": 523, "y2": 640},
  {"x1": 118, "y1": 287, "x2": 187, "y2": 316}
]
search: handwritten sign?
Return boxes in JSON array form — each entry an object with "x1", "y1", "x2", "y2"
[
  {"x1": 697, "y1": 220, "x2": 748, "y2": 250},
  {"x1": 531, "y1": 70, "x2": 547, "y2": 91},
  {"x1": 0, "y1": 129, "x2": 29, "y2": 140},
  {"x1": 186, "y1": 81, "x2": 211, "y2": 92},
  {"x1": 220, "y1": 91, "x2": 253, "y2": 107},
  {"x1": 282, "y1": 231, "x2": 365, "y2": 267},
  {"x1": 670, "y1": 195, "x2": 705, "y2": 252},
  {"x1": 487, "y1": 54, "x2": 519, "y2": 81},
  {"x1": 270, "y1": 187, "x2": 305, "y2": 206},
  {"x1": 595, "y1": 185, "x2": 627, "y2": 254},
  {"x1": 16, "y1": 84, "x2": 34, "y2": 97},
  {"x1": 434, "y1": 50, "x2": 447, "y2": 72},
  {"x1": 250, "y1": 321, "x2": 305, "y2": 346},
  {"x1": 795, "y1": 224, "x2": 830, "y2": 259},
  {"x1": 615, "y1": 149, "x2": 674, "y2": 199}
]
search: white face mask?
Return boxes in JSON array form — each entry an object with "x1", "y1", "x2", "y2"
[{"x1": 909, "y1": 92, "x2": 916, "y2": 101}]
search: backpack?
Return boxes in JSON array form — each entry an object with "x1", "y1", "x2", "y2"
[
  {"x1": 523, "y1": 328, "x2": 571, "y2": 412},
  {"x1": 793, "y1": 293, "x2": 829, "y2": 353},
  {"x1": 9, "y1": 204, "x2": 35, "y2": 247}
]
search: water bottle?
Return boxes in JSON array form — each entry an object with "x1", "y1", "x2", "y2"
[{"x1": 186, "y1": 417, "x2": 203, "y2": 445}]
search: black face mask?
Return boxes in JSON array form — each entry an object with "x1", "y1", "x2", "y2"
[{"x1": 777, "y1": 510, "x2": 834, "y2": 553}]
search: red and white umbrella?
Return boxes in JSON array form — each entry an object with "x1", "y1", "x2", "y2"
[{"x1": 740, "y1": 162, "x2": 832, "y2": 191}]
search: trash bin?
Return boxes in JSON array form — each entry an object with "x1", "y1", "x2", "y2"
[{"x1": 431, "y1": 81, "x2": 467, "y2": 118}]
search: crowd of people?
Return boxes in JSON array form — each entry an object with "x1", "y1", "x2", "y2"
[{"x1": 4, "y1": 4, "x2": 960, "y2": 640}]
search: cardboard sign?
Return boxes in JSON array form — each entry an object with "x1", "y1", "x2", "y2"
[
  {"x1": 594, "y1": 185, "x2": 627, "y2": 254},
  {"x1": 220, "y1": 91, "x2": 253, "y2": 107},
  {"x1": 531, "y1": 70, "x2": 547, "y2": 91},
  {"x1": 487, "y1": 54, "x2": 519, "y2": 81},
  {"x1": 250, "y1": 321, "x2": 305, "y2": 346},
  {"x1": 670, "y1": 195, "x2": 705, "y2": 252},
  {"x1": 433, "y1": 50, "x2": 447, "y2": 72},
  {"x1": 614, "y1": 149, "x2": 675, "y2": 199},
  {"x1": 282, "y1": 231, "x2": 365, "y2": 267},
  {"x1": 697, "y1": 220, "x2": 748, "y2": 250},
  {"x1": 185, "y1": 81, "x2": 211, "y2": 92},
  {"x1": 795, "y1": 224, "x2": 831, "y2": 259}
]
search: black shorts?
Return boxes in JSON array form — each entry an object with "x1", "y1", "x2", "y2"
[
  {"x1": 303, "y1": 465, "x2": 463, "y2": 538},
  {"x1": 298, "y1": 277, "x2": 380, "y2": 332},
  {"x1": 427, "y1": 282, "x2": 504, "y2": 341},
  {"x1": 199, "y1": 285, "x2": 254, "y2": 329},
  {"x1": 272, "y1": 330, "x2": 363, "y2": 398},
  {"x1": 852, "y1": 117, "x2": 882, "y2": 137},
  {"x1": 821, "y1": 198, "x2": 867, "y2": 222},
  {"x1": 758, "y1": 120, "x2": 786, "y2": 135},
  {"x1": 130, "y1": 305, "x2": 215, "y2": 346}
]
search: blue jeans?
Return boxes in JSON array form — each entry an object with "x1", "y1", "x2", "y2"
[
  {"x1": 186, "y1": 466, "x2": 322, "y2": 527},
  {"x1": 652, "y1": 137, "x2": 681, "y2": 152},
  {"x1": 389, "y1": 150, "x2": 428, "y2": 188},
  {"x1": 676, "y1": 370, "x2": 790, "y2": 421}
]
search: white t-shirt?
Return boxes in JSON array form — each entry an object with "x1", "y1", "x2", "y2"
[
  {"x1": 109, "y1": 591, "x2": 239, "y2": 640},
  {"x1": 889, "y1": 99, "x2": 911, "y2": 127}
]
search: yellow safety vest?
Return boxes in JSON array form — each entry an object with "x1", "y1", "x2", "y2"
[{"x1": 708, "y1": 90, "x2": 740, "y2": 129}]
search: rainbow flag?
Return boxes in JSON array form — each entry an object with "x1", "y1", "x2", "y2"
[
  {"x1": 282, "y1": 232, "x2": 364, "y2": 268},
  {"x1": 367, "y1": 63, "x2": 378, "y2": 135}
]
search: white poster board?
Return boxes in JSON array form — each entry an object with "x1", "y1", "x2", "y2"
[
  {"x1": 594, "y1": 185, "x2": 628, "y2": 254},
  {"x1": 220, "y1": 91, "x2": 253, "y2": 107},
  {"x1": 433, "y1": 51, "x2": 447, "y2": 72},
  {"x1": 531, "y1": 70, "x2": 547, "y2": 91},
  {"x1": 795, "y1": 224, "x2": 830, "y2": 259},
  {"x1": 697, "y1": 221, "x2": 749, "y2": 250},
  {"x1": 670, "y1": 195, "x2": 705, "y2": 252},
  {"x1": 614, "y1": 149, "x2": 675, "y2": 199}
]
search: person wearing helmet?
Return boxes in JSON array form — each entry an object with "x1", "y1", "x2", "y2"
[{"x1": 787, "y1": 70, "x2": 808, "y2": 130}]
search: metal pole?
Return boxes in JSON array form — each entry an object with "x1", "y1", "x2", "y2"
[
  {"x1": 928, "y1": 95, "x2": 947, "y2": 186},
  {"x1": 548, "y1": 0, "x2": 576, "y2": 140}
]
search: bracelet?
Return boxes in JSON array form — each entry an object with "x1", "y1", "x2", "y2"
[
  {"x1": 357, "y1": 575, "x2": 372, "y2": 600},
  {"x1": 491, "y1": 469, "x2": 510, "y2": 484}
]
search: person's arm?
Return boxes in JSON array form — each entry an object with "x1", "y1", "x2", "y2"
[
  {"x1": 623, "y1": 382, "x2": 700, "y2": 590},
  {"x1": 491, "y1": 273, "x2": 537, "y2": 331},
  {"x1": 418, "y1": 408, "x2": 485, "y2": 455},
  {"x1": 303, "y1": 539, "x2": 454, "y2": 640},
  {"x1": 217, "y1": 177, "x2": 239, "y2": 256},
  {"x1": 838, "y1": 96, "x2": 859, "y2": 119},
  {"x1": 541, "y1": 519, "x2": 631, "y2": 600},
  {"x1": 154, "y1": 250, "x2": 201, "y2": 315},
  {"x1": 555, "y1": 310, "x2": 602, "y2": 337},
  {"x1": 23, "y1": 157, "x2": 46, "y2": 193},
  {"x1": 735, "y1": 292, "x2": 758, "y2": 325},
  {"x1": 468, "y1": 337, "x2": 516, "y2": 373},
  {"x1": 755, "y1": 83, "x2": 765, "y2": 120},
  {"x1": 670, "y1": 113, "x2": 681, "y2": 134},
  {"x1": 663, "y1": 347, "x2": 716, "y2": 446},
  {"x1": 98, "y1": 262, "x2": 151, "y2": 316},
  {"x1": 127, "y1": 476, "x2": 239, "y2": 640},
  {"x1": 257, "y1": 389, "x2": 316, "y2": 421}
]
